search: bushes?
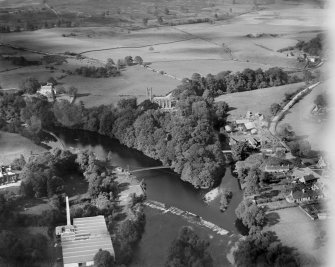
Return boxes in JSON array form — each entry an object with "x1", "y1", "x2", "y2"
[
  {"x1": 20, "y1": 149, "x2": 78, "y2": 198},
  {"x1": 75, "y1": 65, "x2": 120, "y2": 78}
]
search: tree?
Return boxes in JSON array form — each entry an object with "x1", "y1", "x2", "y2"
[
  {"x1": 143, "y1": 17, "x2": 149, "y2": 26},
  {"x1": 124, "y1": 56, "x2": 133, "y2": 66},
  {"x1": 164, "y1": 7, "x2": 170, "y2": 14},
  {"x1": 157, "y1": 16, "x2": 163, "y2": 24},
  {"x1": 303, "y1": 70, "x2": 312, "y2": 85},
  {"x1": 235, "y1": 199, "x2": 265, "y2": 232},
  {"x1": 277, "y1": 123, "x2": 294, "y2": 139},
  {"x1": 11, "y1": 155, "x2": 26, "y2": 170},
  {"x1": 234, "y1": 231, "x2": 299, "y2": 267},
  {"x1": 244, "y1": 168, "x2": 261, "y2": 195},
  {"x1": 19, "y1": 77, "x2": 40, "y2": 94},
  {"x1": 134, "y1": 56, "x2": 143, "y2": 65},
  {"x1": 165, "y1": 226, "x2": 213, "y2": 267},
  {"x1": 117, "y1": 98, "x2": 137, "y2": 110},
  {"x1": 68, "y1": 86, "x2": 78, "y2": 97},
  {"x1": 270, "y1": 103, "x2": 281, "y2": 116},
  {"x1": 94, "y1": 249, "x2": 115, "y2": 267},
  {"x1": 314, "y1": 93, "x2": 327, "y2": 108},
  {"x1": 47, "y1": 77, "x2": 57, "y2": 85},
  {"x1": 106, "y1": 58, "x2": 115, "y2": 69},
  {"x1": 231, "y1": 142, "x2": 246, "y2": 161}
]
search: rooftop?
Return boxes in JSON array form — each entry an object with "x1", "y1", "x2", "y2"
[{"x1": 61, "y1": 215, "x2": 114, "y2": 265}]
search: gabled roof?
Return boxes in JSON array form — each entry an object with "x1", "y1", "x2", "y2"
[{"x1": 300, "y1": 174, "x2": 318, "y2": 183}]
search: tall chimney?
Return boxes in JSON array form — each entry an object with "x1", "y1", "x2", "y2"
[{"x1": 66, "y1": 196, "x2": 71, "y2": 226}]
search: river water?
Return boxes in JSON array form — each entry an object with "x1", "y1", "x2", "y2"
[{"x1": 52, "y1": 128, "x2": 242, "y2": 266}]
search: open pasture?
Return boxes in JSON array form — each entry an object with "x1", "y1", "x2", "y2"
[
  {"x1": 215, "y1": 82, "x2": 305, "y2": 120},
  {"x1": 0, "y1": 131, "x2": 46, "y2": 165},
  {"x1": 66, "y1": 65, "x2": 180, "y2": 108}
]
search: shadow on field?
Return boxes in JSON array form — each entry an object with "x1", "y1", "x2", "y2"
[
  {"x1": 266, "y1": 212, "x2": 280, "y2": 226},
  {"x1": 76, "y1": 93, "x2": 91, "y2": 97}
]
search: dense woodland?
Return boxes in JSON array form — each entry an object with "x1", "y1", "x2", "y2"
[{"x1": 172, "y1": 68, "x2": 300, "y2": 98}]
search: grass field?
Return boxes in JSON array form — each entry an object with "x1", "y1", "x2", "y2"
[
  {"x1": 215, "y1": 82, "x2": 305, "y2": 120},
  {"x1": 0, "y1": 131, "x2": 46, "y2": 165},
  {"x1": 264, "y1": 207, "x2": 327, "y2": 267},
  {"x1": 67, "y1": 65, "x2": 180, "y2": 107},
  {"x1": 277, "y1": 82, "x2": 328, "y2": 151}
]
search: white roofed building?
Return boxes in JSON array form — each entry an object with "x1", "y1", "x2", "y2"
[{"x1": 56, "y1": 197, "x2": 115, "y2": 267}]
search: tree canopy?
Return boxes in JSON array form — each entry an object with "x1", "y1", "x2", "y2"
[
  {"x1": 94, "y1": 249, "x2": 115, "y2": 267},
  {"x1": 165, "y1": 226, "x2": 213, "y2": 267}
]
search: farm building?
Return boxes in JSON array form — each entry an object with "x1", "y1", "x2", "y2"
[
  {"x1": 56, "y1": 197, "x2": 115, "y2": 267},
  {"x1": 37, "y1": 82, "x2": 56, "y2": 97}
]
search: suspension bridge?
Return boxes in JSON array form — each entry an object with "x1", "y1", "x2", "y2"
[{"x1": 128, "y1": 166, "x2": 171, "y2": 173}]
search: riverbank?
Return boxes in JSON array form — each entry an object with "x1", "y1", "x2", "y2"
[{"x1": 49, "y1": 128, "x2": 243, "y2": 266}]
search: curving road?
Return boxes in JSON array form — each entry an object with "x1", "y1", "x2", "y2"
[{"x1": 269, "y1": 81, "x2": 321, "y2": 136}]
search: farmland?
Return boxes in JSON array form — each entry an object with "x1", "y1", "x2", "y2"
[
  {"x1": 215, "y1": 82, "x2": 305, "y2": 120},
  {"x1": 1, "y1": 2, "x2": 326, "y2": 107}
]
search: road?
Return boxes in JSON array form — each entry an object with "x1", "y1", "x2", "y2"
[{"x1": 269, "y1": 81, "x2": 321, "y2": 136}]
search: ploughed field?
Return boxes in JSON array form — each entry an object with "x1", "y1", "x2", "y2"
[{"x1": 0, "y1": 1, "x2": 325, "y2": 108}]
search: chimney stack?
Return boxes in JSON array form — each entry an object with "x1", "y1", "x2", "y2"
[{"x1": 66, "y1": 196, "x2": 71, "y2": 226}]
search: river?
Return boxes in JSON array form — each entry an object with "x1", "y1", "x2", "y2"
[{"x1": 51, "y1": 128, "x2": 243, "y2": 266}]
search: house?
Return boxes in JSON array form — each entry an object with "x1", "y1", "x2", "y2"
[
  {"x1": 291, "y1": 167, "x2": 321, "y2": 182},
  {"x1": 56, "y1": 197, "x2": 115, "y2": 267},
  {"x1": 37, "y1": 82, "x2": 55, "y2": 97},
  {"x1": 286, "y1": 188, "x2": 322, "y2": 203},
  {"x1": 264, "y1": 164, "x2": 290, "y2": 173}
]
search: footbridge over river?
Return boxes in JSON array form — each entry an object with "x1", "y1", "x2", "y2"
[{"x1": 128, "y1": 166, "x2": 171, "y2": 173}]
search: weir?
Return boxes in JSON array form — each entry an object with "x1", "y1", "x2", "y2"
[{"x1": 144, "y1": 200, "x2": 228, "y2": 236}]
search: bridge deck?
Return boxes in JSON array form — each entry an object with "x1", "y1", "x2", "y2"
[{"x1": 129, "y1": 166, "x2": 170, "y2": 173}]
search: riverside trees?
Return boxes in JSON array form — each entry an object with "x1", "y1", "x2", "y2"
[
  {"x1": 165, "y1": 226, "x2": 213, "y2": 267},
  {"x1": 51, "y1": 81, "x2": 228, "y2": 188}
]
